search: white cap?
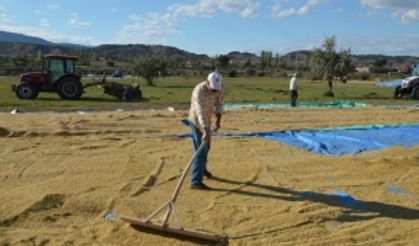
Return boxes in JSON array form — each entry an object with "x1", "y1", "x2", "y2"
[{"x1": 207, "y1": 71, "x2": 222, "y2": 90}]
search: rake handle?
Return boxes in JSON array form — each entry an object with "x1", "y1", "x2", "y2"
[
  {"x1": 171, "y1": 140, "x2": 207, "y2": 202},
  {"x1": 145, "y1": 141, "x2": 207, "y2": 223}
]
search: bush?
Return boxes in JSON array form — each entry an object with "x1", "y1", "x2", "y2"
[
  {"x1": 106, "y1": 61, "x2": 115, "y2": 67},
  {"x1": 360, "y1": 72, "x2": 370, "y2": 81},
  {"x1": 323, "y1": 90, "x2": 334, "y2": 97},
  {"x1": 351, "y1": 72, "x2": 370, "y2": 81},
  {"x1": 246, "y1": 68, "x2": 256, "y2": 77},
  {"x1": 277, "y1": 71, "x2": 288, "y2": 77},
  {"x1": 228, "y1": 69, "x2": 238, "y2": 78}
]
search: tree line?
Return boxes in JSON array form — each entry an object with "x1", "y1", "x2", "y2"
[{"x1": 0, "y1": 36, "x2": 409, "y2": 96}]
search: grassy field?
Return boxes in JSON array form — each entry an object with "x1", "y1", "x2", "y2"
[{"x1": 0, "y1": 75, "x2": 415, "y2": 112}]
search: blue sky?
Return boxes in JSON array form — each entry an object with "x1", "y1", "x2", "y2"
[{"x1": 0, "y1": 0, "x2": 419, "y2": 56}]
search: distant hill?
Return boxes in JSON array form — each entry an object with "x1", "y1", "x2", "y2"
[
  {"x1": 0, "y1": 31, "x2": 418, "y2": 68},
  {"x1": 57, "y1": 42, "x2": 90, "y2": 48},
  {"x1": 350, "y1": 54, "x2": 419, "y2": 67},
  {"x1": 0, "y1": 41, "x2": 75, "y2": 56},
  {"x1": 281, "y1": 50, "x2": 419, "y2": 68},
  {"x1": 0, "y1": 31, "x2": 210, "y2": 62},
  {"x1": 0, "y1": 31, "x2": 52, "y2": 46},
  {"x1": 280, "y1": 50, "x2": 312, "y2": 63},
  {"x1": 91, "y1": 44, "x2": 209, "y2": 61},
  {"x1": 0, "y1": 41, "x2": 210, "y2": 62},
  {"x1": 227, "y1": 51, "x2": 258, "y2": 64}
]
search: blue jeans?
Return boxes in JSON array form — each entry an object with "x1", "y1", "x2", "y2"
[
  {"x1": 182, "y1": 119, "x2": 210, "y2": 186},
  {"x1": 290, "y1": 89, "x2": 298, "y2": 107}
]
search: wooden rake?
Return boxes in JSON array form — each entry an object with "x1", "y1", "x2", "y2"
[{"x1": 121, "y1": 141, "x2": 220, "y2": 242}]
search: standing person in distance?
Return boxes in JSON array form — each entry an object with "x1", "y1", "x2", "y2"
[
  {"x1": 182, "y1": 71, "x2": 224, "y2": 190},
  {"x1": 289, "y1": 73, "x2": 298, "y2": 107}
]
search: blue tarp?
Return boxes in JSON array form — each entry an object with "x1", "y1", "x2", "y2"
[
  {"x1": 254, "y1": 124, "x2": 419, "y2": 156},
  {"x1": 375, "y1": 80, "x2": 402, "y2": 88},
  {"x1": 179, "y1": 123, "x2": 419, "y2": 156}
]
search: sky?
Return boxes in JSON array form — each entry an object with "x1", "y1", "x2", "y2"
[{"x1": 0, "y1": 0, "x2": 419, "y2": 56}]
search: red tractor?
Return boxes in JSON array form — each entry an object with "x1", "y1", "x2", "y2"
[{"x1": 12, "y1": 54, "x2": 83, "y2": 100}]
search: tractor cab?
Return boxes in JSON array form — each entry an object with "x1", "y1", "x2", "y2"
[
  {"x1": 412, "y1": 64, "x2": 419, "y2": 76},
  {"x1": 13, "y1": 54, "x2": 83, "y2": 100},
  {"x1": 45, "y1": 55, "x2": 78, "y2": 83}
]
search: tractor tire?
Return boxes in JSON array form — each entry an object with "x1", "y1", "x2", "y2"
[
  {"x1": 15, "y1": 83, "x2": 39, "y2": 99},
  {"x1": 393, "y1": 85, "x2": 403, "y2": 99},
  {"x1": 57, "y1": 77, "x2": 83, "y2": 100},
  {"x1": 122, "y1": 88, "x2": 142, "y2": 100},
  {"x1": 412, "y1": 86, "x2": 419, "y2": 99}
]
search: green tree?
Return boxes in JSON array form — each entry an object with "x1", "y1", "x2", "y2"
[
  {"x1": 243, "y1": 59, "x2": 252, "y2": 68},
  {"x1": 274, "y1": 53, "x2": 280, "y2": 67},
  {"x1": 371, "y1": 58, "x2": 391, "y2": 74},
  {"x1": 228, "y1": 69, "x2": 238, "y2": 77},
  {"x1": 334, "y1": 49, "x2": 354, "y2": 83},
  {"x1": 106, "y1": 60, "x2": 115, "y2": 67},
  {"x1": 91, "y1": 53, "x2": 99, "y2": 61},
  {"x1": 217, "y1": 55, "x2": 230, "y2": 69},
  {"x1": 134, "y1": 57, "x2": 167, "y2": 86},
  {"x1": 246, "y1": 68, "x2": 256, "y2": 77},
  {"x1": 260, "y1": 51, "x2": 272, "y2": 69},
  {"x1": 374, "y1": 58, "x2": 387, "y2": 67},
  {"x1": 308, "y1": 52, "x2": 324, "y2": 80},
  {"x1": 76, "y1": 49, "x2": 90, "y2": 66},
  {"x1": 12, "y1": 55, "x2": 31, "y2": 72},
  {"x1": 308, "y1": 36, "x2": 353, "y2": 94},
  {"x1": 34, "y1": 50, "x2": 44, "y2": 69}
]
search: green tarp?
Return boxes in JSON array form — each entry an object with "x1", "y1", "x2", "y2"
[{"x1": 224, "y1": 100, "x2": 368, "y2": 110}]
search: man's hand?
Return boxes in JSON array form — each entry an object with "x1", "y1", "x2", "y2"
[
  {"x1": 202, "y1": 128, "x2": 211, "y2": 142},
  {"x1": 212, "y1": 121, "x2": 220, "y2": 132},
  {"x1": 212, "y1": 113, "x2": 222, "y2": 132}
]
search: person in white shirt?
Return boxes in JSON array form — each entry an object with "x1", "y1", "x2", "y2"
[
  {"x1": 289, "y1": 73, "x2": 298, "y2": 107},
  {"x1": 182, "y1": 71, "x2": 224, "y2": 190}
]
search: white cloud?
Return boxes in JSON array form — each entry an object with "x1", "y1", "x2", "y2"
[
  {"x1": 0, "y1": 12, "x2": 12, "y2": 22},
  {"x1": 116, "y1": 12, "x2": 177, "y2": 44},
  {"x1": 298, "y1": 0, "x2": 328, "y2": 15},
  {"x1": 360, "y1": 0, "x2": 419, "y2": 23},
  {"x1": 271, "y1": 4, "x2": 296, "y2": 18},
  {"x1": 400, "y1": 9, "x2": 419, "y2": 24},
  {"x1": 128, "y1": 14, "x2": 142, "y2": 21},
  {"x1": 68, "y1": 18, "x2": 90, "y2": 27},
  {"x1": 68, "y1": 13, "x2": 90, "y2": 27},
  {"x1": 0, "y1": 3, "x2": 12, "y2": 23},
  {"x1": 272, "y1": 0, "x2": 328, "y2": 18},
  {"x1": 116, "y1": 0, "x2": 259, "y2": 44},
  {"x1": 40, "y1": 18, "x2": 50, "y2": 27},
  {"x1": 169, "y1": 0, "x2": 259, "y2": 18},
  {"x1": 360, "y1": 0, "x2": 418, "y2": 9}
]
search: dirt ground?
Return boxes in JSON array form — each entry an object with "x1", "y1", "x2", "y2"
[{"x1": 0, "y1": 107, "x2": 418, "y2": 245}]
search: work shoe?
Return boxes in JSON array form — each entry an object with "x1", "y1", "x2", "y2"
[
  {"x1": 204, "y1": 169, "x2": 213, "y2": 178},
  {"x1": 190, "y1": 183, "x2": 212, "y2": 190}
]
